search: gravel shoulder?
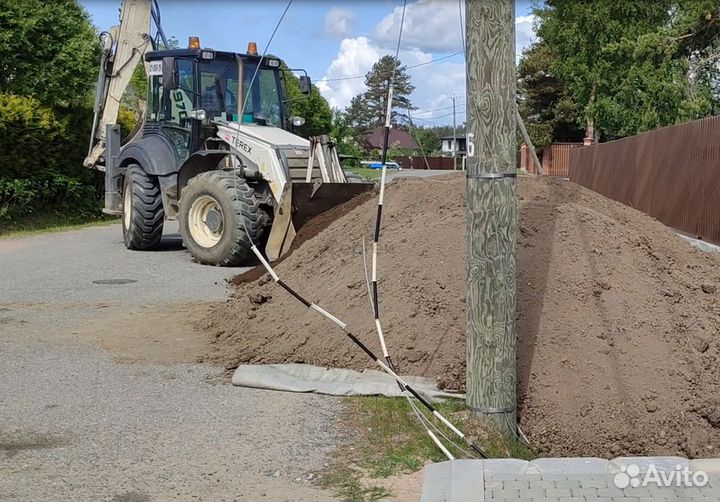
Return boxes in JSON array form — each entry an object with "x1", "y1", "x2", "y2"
[{"x1": 0, "y1": 223, "x2": 345, "y2": 501}]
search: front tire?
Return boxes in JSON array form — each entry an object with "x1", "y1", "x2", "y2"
[
  {"x1": 122, "y1": 165, "x2": 164, "y2": 250},
  {"x1": 178, "y1": 171, "x2": 271, "y2": 266}
]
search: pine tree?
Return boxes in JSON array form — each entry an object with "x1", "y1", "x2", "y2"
[{"x1": 346, "y1": 55, "x2": 415, "y2": 131}]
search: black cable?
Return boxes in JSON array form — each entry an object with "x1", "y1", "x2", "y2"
[{"x1": 316, "y1": 51, "x2": 464, "y2": 83}]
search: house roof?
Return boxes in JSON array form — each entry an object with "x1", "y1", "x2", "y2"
[{"x1": 365, "y1": 127, "x2": 419, "y2": 150}]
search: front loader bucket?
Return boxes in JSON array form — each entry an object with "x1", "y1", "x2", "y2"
[{"x1": 290, "y1": 182, "x2": 375, "y2": 230}]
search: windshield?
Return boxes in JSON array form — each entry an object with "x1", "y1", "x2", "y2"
[{"x1": 199, "y1": 58, "x2": 283, "y2": 127}]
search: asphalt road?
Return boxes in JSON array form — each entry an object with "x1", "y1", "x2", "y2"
[
  {"x1": 0, "y1": 221, "x2": 232, "y2": 304},
  {"x1": 0, "y1": 222, "x2": 346, "y2": 502}
]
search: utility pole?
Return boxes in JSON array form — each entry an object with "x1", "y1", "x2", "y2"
[
  {"x1": 465, "y1": 0, "x2": 517, "y2": 437},
  {"x1": 452, "y1": 93, "x2": 458, "y2": 170},
  {"x1": 516, "y1": 109, "x2": 544, "y2": 175}
]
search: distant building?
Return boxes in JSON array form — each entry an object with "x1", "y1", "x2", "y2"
[
  {"x1": 364, "y1": 127, "x2": 419, "y2": 151},
  {"x1": 441, "y1": 136, "x2": 466, "y2": 157}
]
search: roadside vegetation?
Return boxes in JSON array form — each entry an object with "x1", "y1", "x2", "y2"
[
  {"x1": 320, "y1": 396, "x2": 534, "y2": 501},
  {"x1": 520, "y1": 2, "x2": 720, "y2": 148},
  {"x1": 345, "y1": 167, "x2": 384, "y2": 182},
  {"x1": 0, "y1": 214, "x2": 118, "y2": 238},
  {"x1": 0, "y1": 0, "x2": 101, "y2": 233}
]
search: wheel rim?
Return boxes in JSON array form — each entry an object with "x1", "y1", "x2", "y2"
[
  {"x1": 188, "y1": 195, "x2": 224, "y2": 248},
  {"x1": 123, "y1": 188, "x2": 132, "y2": 230}
]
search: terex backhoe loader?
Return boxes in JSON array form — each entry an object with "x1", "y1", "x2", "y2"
[{"x1": 85, "y1": 0, "x2": 373, "y2": 266}]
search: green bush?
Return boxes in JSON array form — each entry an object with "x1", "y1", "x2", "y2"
[{"x1": 0, "y1": 93, "x2": 99, "y2": 223}]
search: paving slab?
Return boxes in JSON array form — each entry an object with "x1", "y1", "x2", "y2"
[{"x1": 421, "y1": 457, "x2": 720, "y2": 502}]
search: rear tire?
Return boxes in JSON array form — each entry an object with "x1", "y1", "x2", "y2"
[
  {"x1": 178, "y1": 171, "x2": 272, "y2": 266},
  {"x1": 122, "y1": 165, "x2": 164, "y2": 250}
]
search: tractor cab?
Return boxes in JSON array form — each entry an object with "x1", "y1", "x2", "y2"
[
  {"x1": 87, "y1": 17, "x2": 372, "y2": 267},
  {"x1": 144, "y1": 40, "x2": 310, "y2": 164}
]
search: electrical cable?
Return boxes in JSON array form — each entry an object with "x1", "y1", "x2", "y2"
[
  {"x1": 362, "y1": 240, "x2": 477, "y2": 460},
  {"x1": 458, "y1": 0, "x2": 466, "y2": 55},
  {"x1": 412, "y1": 110, "x2": 466, "y2": 122},
  {"x1": 227, "y1": 0, "x2": 490, "y2": 461},
  {"x1": 238, "y1": 0, "x2": 293, "y2": 121},
  {"x1": 369, "y1": 0, "x2": 407, "y2": 382},
  {"x1": 407, "y1": 397, "x2": 478, "y2": 459},
  {"x1": 232, "y1": 0, "x2": 294, "y2": 247},
  {"x1": 413, "y1": 102, "x2": 466, "y2": 114},
  {"x1": 316, "y1": 51, "x2": 464, "y2": 83},
  {"x1": 249, "y1": 245, "x2": 489, "y2": 460}
]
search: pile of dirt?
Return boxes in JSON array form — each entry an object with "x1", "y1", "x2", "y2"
[{"x1": 200, "y1": 174, "x2": 720, "y2": 458}]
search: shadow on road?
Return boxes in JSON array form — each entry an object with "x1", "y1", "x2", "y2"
[{"x1": 158, "y1": 233, "x2": 184, "y2": 251}]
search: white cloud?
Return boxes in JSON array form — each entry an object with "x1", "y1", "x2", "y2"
[
  {"x1": 374, "y1": 0, "x2": 463, "y2": 53},
  {"x1": 324, "y1": 7, "x2": 356, "y2": 39},
  {"x1": 317, "y1": 2, "x2": 537, "y2": 122},
  {"x1": 516, "y1": 14, "x2": 537, "y2": 57},
  {"x1": 316, "y1": 37, "x2": 385, "y2": 109},
  {"x1": 409, "y1": 61, "x2": 466, "y2": 124}
]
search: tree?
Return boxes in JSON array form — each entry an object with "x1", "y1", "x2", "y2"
[
  {"x1": 330, "y1": 109, "x2": 365, "y2": 158},
  {"x1": 280, "y1": 65, "x2": 332, "y2": 138},
  {"x1": 517, "y1": 41, "x2": 583, "y2": 148},
  {"x1": 287, "y1": 84, "x2": 333, "y2": 138},
  {"x1": 0, "y1": 0, "x2": 99, "y2": 109},
  {"x1": 346, "y1": 55, "x2": 415, "y2": 131},
  {"x1": 346, "y1": 94, "x2": 374, "y2": 134},
  {"x1": 412, "y1": 127, "x2": 441, "y2": 156},
  {"x1": 532, "y1": 0, "x2": 718, "y2": 141}
]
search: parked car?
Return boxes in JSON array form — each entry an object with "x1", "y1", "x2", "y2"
[{"x1": 361, "y1": 161, "x2": 402, "y2": 170}]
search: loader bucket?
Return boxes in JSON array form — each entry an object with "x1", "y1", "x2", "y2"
[{"x1": 290, "y1": 182, "x2": 375, "y2": 229}]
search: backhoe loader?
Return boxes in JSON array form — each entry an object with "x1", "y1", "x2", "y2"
[{"x1": 85, "y1": 0, "x2": 373, "y2": 266}]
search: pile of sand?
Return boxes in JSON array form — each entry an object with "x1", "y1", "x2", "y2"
[{"x1": 199, "y1": 174, "x2": 720, "y2": 458}]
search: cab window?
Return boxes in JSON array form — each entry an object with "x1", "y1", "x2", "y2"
[
  {"x1": 199, "y1": 59, "x2": 239, "y2": 120},
  {"x1": 166, "y1": 59, "x2": 195, "y2": 126},
  {"x1": 243, "y1": 63, "x2": 282, "y2": 126}
]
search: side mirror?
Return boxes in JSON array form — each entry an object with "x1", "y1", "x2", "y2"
[
  {"x1": 162, "y1": 57, "x2": 178, "y2": 90},
  {"x1": 298, "y1": 75, "x2": 312, "y2": 95}
]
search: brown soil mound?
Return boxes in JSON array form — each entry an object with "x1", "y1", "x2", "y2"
[{"x1": 200, "y1": 174, "x2": 720, "y2": 458}]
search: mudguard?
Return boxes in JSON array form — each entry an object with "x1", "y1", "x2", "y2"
[{"x1": 118, "y1": 134, "x2": 178, "y2": 176}]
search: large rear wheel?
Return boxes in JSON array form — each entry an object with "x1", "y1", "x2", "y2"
[
  {"x1": 122, "y1": 165, "x2": 165, "y2": 250},
  {"x1": 178, "y1": 171, "x2": 272, "y2": 266}
]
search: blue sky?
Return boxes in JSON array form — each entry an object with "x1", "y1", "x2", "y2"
[{"x1": 80, "y1": 1, "x2": 537, "y2": 125}]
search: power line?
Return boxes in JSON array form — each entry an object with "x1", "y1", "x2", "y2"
[
  {"x1": 316, "y1": 50, "x2": 464, "y2": 83},
  {"x1": 458, "y1": 0, "x2": 466, "y2": 55},
  {"x1": 414, "y1": 101, "x2": 466, "y2": 114},
  {"x1": 412, "y1": 110, "x2": 466, "y2": 122},
  {"x1": 411, "y1": 94, "x2": 465, "y2": 109}
]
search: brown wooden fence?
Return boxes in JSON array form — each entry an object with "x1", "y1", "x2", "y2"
[
  {"x1": 521, "y1": 142, "x2": 583, "y2": 176},
  {"x1": 569, "y1": 115, "x2": 720, "y2": 244},
  {"x1": 394, "y1": 156, "x2": 456, "y2": 170}
]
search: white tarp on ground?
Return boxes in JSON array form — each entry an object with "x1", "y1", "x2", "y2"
[
  {"x1": 231, "y1": 364, "x2": 463, "y2": 403},
  {"x1": 677, "y1": 233, "x2": 720, "y2": 253}
]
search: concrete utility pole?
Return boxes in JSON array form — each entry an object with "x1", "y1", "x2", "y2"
[
  {"x1": 452, "y1": 93, "x2": 458, "y2": 170},
  {"x1": 465, "y1": 0, "x2": 518, "y2": 437}
]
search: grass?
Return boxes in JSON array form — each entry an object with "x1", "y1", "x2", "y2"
[
  {"x1": 0, "y1": 213, "x2": 119, "y2": 238},
  {"x1": 319, "y1": 396, "x2": 535, "y2": 501},
  {"x1": 320, "y1": 466, "x2": 391, "y2": 502},
  {"x1": 345, "y1": 167, "x2": 386, "y2": 181}
]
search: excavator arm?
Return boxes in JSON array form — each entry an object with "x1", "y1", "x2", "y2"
[{"x1": 84, "y1": 0, "x2": 154, "y2": 169}]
